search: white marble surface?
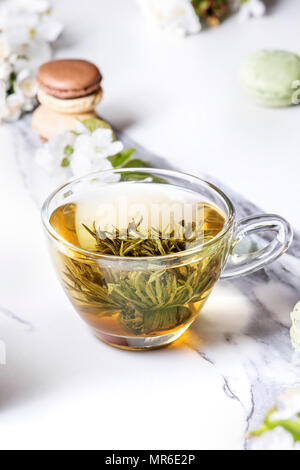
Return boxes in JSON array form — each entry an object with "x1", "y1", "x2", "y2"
[{"x1": 1, "y1": 0, "x2": 300, "y2": 451}]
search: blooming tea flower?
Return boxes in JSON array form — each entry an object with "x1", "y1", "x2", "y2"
[{"x1": 35, "y1": 121, "x2": 126, "y2": 184}]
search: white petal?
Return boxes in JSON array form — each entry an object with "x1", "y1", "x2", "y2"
[
  {"x1": 35, "y1": 145, "x2": 55, "y2": 173},
  {"x1": 22, "y1": 96, "x2": 36, "y2": 111},
  {"x1": 106, "y1": 140, "x2": 124, "y2": 156},
  {"x1": 92, "y1": 128, "x2": 114, "y2": 147},
  {"x1": 16, "y1": 68, "x2": 30, "y2": 82},
  {"x1": 238, "y1": 0, "x2": 266, "y2": 22},
  {"x1": 75, "y1": 120, "x2": 91, "y2": 135},
  {"x1": 15, "y1": 70, "x2": 38, "y2": 98},
  {"x1": 64, "y1": 131, "x2": 76, "y2": 147},
  {"x1": 0, "y1": 80, "x2": 6, "y2": 102},
  {"x1": 13, "y1": 0, "x2": 51, "y2": 14},
  {"x1": 274, "y1": 390, "x2": 300, "y2": 421},
  {"x1": 21, "y1": 40, "x2": 52, "y2": 72},
  {"x1": 290, "y1": 301, "x2": 300, "y2": 352},
  {"x1": 91, "y1": 157, "x2": 113, "y2": 172},
  {"x1": 74, "y1": 134, "x2": 94, "y2": 154},
  {"x1": 6, "y1": 92, "x2": 24, "y2": 119},
  {"x1": 137, "y1": 0, "x2": 201, "y2": 36},
  {"x1": 36, "y1": 15, "x2": 63, "y2": 42},
  {"x1": 0, "y1": 40, "x2": 11, "y2": 59},
  {"x1": 48, "y1": 133, "x2": 69, "y2": 162},
  {"x1": 49, "y1": 166, "x2": 73, "y2": 190},
  {"x1": 251, "y1": 0, "x2": 266, "y2": 17},
  {"x1": 291, "y1": 302, "x2": 300, "y2": 328},
  {"x1": 0, "y1": 60, "x2": 12, "y2": 80},
  {"x1": 19, "y1": 77, "x2": 37, "y2": 97},
  {"x1": 250, "y1": 426, "x2": 296, "y2": 451},
  {"x1": 70, "y1": 152, "x2": 92, "y2": 177},
  {"x1": 0, "y1": 103, "x2": 10, "y2": 120}
]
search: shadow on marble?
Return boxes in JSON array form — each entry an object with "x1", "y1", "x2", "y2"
[
  {"x1": 99, "y1": 106, "x2": 140, "y2": 133},
  {"x1": 180, "y1": 268, "x2": 298, "y2": 351},
  {"x1": 0, "y1": 361, "x2": 44, "y2": 412},
  {"x1": 51, "y1": 33, "x2": 78, "y2": 54}
]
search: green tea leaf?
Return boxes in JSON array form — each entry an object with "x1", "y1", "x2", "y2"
[
  {"x1": 57, "y1": 202, "x2": 226, "y2": 337},
  {"x1": 61, "y1": 157, "x2": 70, "y2": 167},
  {"x1": 81, "y1": 118, "x2": 112, "y2": 133},
  {"x1": 122, "y1": 158, "x2": 150, "y2": 169},
  {"x1": 64, "y1": 144, "x2": 74, "y2": 157},
  {"x1": 107, "y1": 148, "x2": 136, "y2": 168}
]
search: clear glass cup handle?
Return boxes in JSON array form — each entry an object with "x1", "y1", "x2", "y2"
[{"x1": 221, "y1": 214, "x2": 293, "y2": 279}]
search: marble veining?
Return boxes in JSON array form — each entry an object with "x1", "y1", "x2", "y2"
[
  {"x1": 3, "y1": 116, "x2": 300, "y2": 449},
  {"x1": 0, "y1": 304, "x2": 33, "y2": 331}
]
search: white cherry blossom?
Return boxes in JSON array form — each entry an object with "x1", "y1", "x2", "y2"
[
  {"x1": 0, "y1": 59, "x2": 12, "y2": 80},
  {"x1": 0, "y1": 80, "x2": 6, "y2": 101},
  {"x1": 0, "y1": 38, "x2": 11, "y2": 59},
  {"x1": 249, "y1": 390, "x2": 300, "y2": 450},
  {"x1": 12, "y1": 0, "x2": 51, "y2": 14},
  {"x1": 0, "y1": 0, "x2": 62, "y2": 122},
  {"x1": 0, "y1": 80, "x2": 9, "y2": 119},
  {"x1": 36, "y1": 13, "x2": 63, "y2": 42},
  {"x1": 238, "y1": 0, "x2": 266, "y2": 22},
  {"x1": 4, "y1": 92, "x2": 24, "y2": 121},
  {"x1": 70, "y1": 151, "x2": 113, "y2": 178},
  {"x1": 74, "y1": 121, "x2": 92, "y2": 135},
  {"x1": 73, "y1": 129, "x2": 123, "y2": 161},
  {"x1": 36, "y1": 131, "x2": 76, "y2": 174},
  {"x1": 15, "y1": 69, "x2": 37, "y2": 98},
  {"x1": 136, "y1": 0, "x2": 201, "y2": 37},
  {"x1": 70, "y1": 128, "x2": 123, "y2": 176},
  {"x1": 35, "y1": 125, "x2": 124, "y2": 186}
]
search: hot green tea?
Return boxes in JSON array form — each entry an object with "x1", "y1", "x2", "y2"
[{"x1": 49, "y1": 183, "x2": 229, "y2": 348}]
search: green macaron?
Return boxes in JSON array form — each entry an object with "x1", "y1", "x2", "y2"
[{"x1": 240, "y1": 49, "x2": 300, "y2": 107}]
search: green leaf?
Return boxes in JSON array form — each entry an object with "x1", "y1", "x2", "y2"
[
  {"x1": 121, "y1": 172, "x2": 168, "y2": 184},
  {"x1": 107, "y1": 148, "x2": 136, "y2": 168},
  {"x1": 122, "y1": 158, "x2": 150, "y2": 169},
  {"x1": 7, "y1": 72, "x2": 16, "y2": 95},
  {"x1": 81, "y1": 118, "x2": 112, "y2": 133},
  {"x1": 29, "y1": 28, "x2": 36, "y2": 39},
  {"x1": 61, "y1": 157, "x2": 70, "y2": 167},
  {"x1": 64, "y1": 145, "x2": 74, "y2": 157},
  {"x1": 249, "y1": 406, "x2": 300, "y2": 443}
]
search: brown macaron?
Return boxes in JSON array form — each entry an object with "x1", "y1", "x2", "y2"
[{"x1": 36, "y1": 59, "x2": 102, "y2": 99}]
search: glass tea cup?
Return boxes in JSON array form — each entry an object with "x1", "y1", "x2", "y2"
[{"x1": 41, "y1": 168, "x2": 293, "y2": 350}]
